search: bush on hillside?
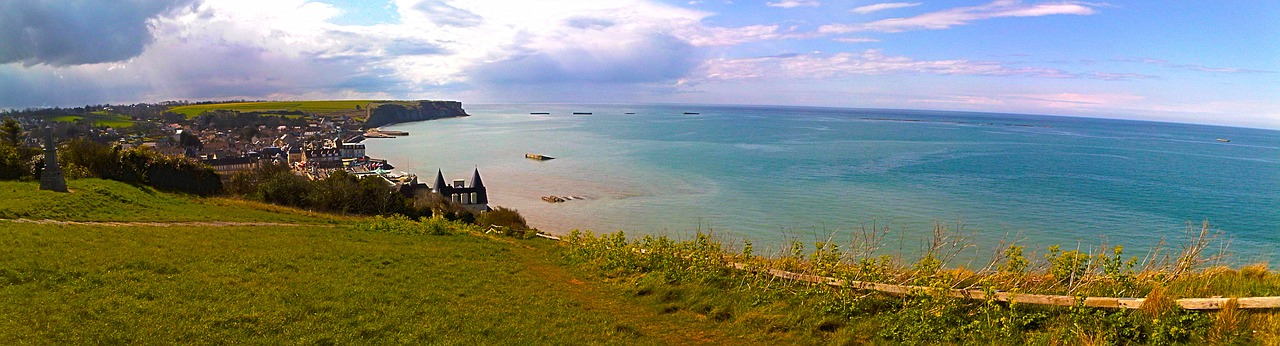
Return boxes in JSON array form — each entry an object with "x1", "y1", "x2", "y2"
[
  {"x1": 58, "y1": 139, "x2": 221, "y2": 196},
  {"x1": 0, "y1": 144, "x2": 32, "y2": 180},
  {"x1": 414, "y1": 191, "x2": 474, "y2": 223},
  {"x1": 0, "y1": 118, "x2": 38, "y2": 180},
  {"x1": 256, "y1": 170, "x2": 312, "y2": 207},
  {"x1": 477, "y1": 206, "x2": 533, "y2": 237}
]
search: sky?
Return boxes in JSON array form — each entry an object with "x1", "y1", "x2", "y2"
[{"x1": 1, "y1": 1, "x2": 1277, "y2": 129}]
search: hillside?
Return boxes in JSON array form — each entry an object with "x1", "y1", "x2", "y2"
[
  {"x1": 2, "y1": 179, "x2": 1278, "y2": 344},
  {"x1": 165, "y1": 100, "x2": 468, "y2": 127},
  {"x1": 166, "y1": 100, "x2": 385, "y2": 119},
  {"x1": 0, "y1": 179, "x2": 351, "y2": 224},
  {"x1": 0, "y1": 180, "x2": 791, "y2": 344}
]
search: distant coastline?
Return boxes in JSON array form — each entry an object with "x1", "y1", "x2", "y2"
[{"x1": 363, "y1": 100, "x2": 470, "y2": 128}]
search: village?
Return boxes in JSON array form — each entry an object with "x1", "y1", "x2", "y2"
[{"x1": 2, "y1": 102, "x2": 490, "y2": 212}]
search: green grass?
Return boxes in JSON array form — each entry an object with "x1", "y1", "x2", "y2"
[
  {"x1": 167, "y1": 100, "x2": 398, "y2": 119},
  {"x1": 6, "y1": 179, "x2": 1278, "y2": 344},
  {"x1": 560, "y1": 230, "x2": 1280, "y2": 345},
  {"x1": 47, "y1": 112, "x2": 134, "y2": 128},
  {"x1": 0, "y1": 180, "x2": 791, "y2": 344},
  {"x1": 0, "y1": 221, "x2": 781, "y2": 344},
  {"x1": 0, "y1": 179, "x2": 349, "y2": 224}
]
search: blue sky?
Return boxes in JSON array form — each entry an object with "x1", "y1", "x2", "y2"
[{"x1": 1, "y1": 1, "x2": 1276, "y2": 128}]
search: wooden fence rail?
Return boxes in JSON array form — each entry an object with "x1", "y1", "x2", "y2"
[
  {"x1": 538, "y1": 232, "x2": 1280, "y2": 310},
  {"x1": 729, "y1": 263, "x2": 1280, "y2": 310}
]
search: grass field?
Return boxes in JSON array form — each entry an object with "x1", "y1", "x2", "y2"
[
  {"x1": 0, "y1": 180, "x2": 802, "y2": 344},
  {"x1": 166, "y1": 101, "x2": 396, "y2": 118},
  {"x1": 48, "y1": 112, "x2": 135, "y2": 128},
  {"x1": 0, "y1": 179, "x2": 351, "y2": 224},
  {"x1": 0, "y1": 222, "x2": 780, "y2": 344},
  {"x1": 3, "y1": 179, "x2": 1278, "y2": 344}
]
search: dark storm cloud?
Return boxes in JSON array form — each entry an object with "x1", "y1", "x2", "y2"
[
  {"x1": 470, "y1": 33, "x2": 699, "y2": 84},
  {"x1": 0, "y1": 0, "x2": 197, "y2": 67}
]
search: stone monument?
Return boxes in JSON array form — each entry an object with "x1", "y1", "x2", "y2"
[{"x1": 39, "y1": 128, "x2": 68, "y2": 192}]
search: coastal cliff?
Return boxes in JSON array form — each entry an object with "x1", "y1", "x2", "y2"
[{"x1": 364, "y1": 100, "x2": 468, "y2": 128}]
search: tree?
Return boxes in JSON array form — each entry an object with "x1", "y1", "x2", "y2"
[
  {"x1": 0, "y1": 117, "x2": 37, "y2": 180},
  {"x1": 308, "y1": 170, "x2": 361, "y2": 213},
  {"x1": 477, "y1": 206, "x2": 530, "y2": 232},
  {"x1": 258, "y1": 171, "x2": 312, "y2": 207},
  {"x1": 354, "y1": 175, "x2": 408, "y2": 215},
  {"x1": 0, "y1": 145, "x2": 25, "y2": 180},
  {"x1": 179, "y1": 130, "x2": 202, "y2": 150},
  {"x1": 1, "y1": 117, "x2": 22, "y2": 147}
]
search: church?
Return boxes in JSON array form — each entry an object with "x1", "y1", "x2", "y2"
[{"x1": 427, "y1": 168, "x2": 489, "y2": 212}]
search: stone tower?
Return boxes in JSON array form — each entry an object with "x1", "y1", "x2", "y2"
[{"x1": 39, "y1": 129, "x2": 68, "y2": 192}]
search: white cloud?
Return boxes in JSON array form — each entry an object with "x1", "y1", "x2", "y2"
[
  {"x1": 850, "y1": 2, "x2": 921, "y2": 15},
  {"x1": 1117, "y1": 58, "x2": 1275, "y2": 74},
  {"x1": 832, "y1": 37, "x2": 881, "y2": 43},
  {"x1": 1007, "y1": 92, "x2": 1145, "y2": 107},
  {"x1": 767, "y1": 0, "x2": 821, "y2": 8},
  {"x1": 691, "y1": 50, "x2": 1077, "y2": 83},
  {"x1": 1, "y1": 0, "x2": 764, "y2": 106},
  {"x1": 681, "y1": 25, "x2": 819, "y2": 46},
  {"x1": 820, "y1": 0, "x2": 1097, "y2": 33}
]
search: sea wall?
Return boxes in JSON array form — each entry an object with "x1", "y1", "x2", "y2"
[{"x1": 364, "y1": 101, "x2": 468, "y2": 128}]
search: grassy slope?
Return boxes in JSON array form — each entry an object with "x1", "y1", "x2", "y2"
[
  {"x1": 0, "y1": 179, "x2": 351, "y2": 223},
  {"x1": 0, "y1": 224, "x2": 748, "y2": 344},
  {"x1": 12, "y1": 179, "x2": 1275, "y2": 344},
  {"x1": 0, "y1": 180, "x2": 789, "y2": 344}
]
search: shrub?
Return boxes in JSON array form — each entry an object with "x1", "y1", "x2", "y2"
[
  {"x1": 477, "y1": 206, "x2": 531, "y2": 237},
  {"x1": 351, "y1": 215, "x2": 470, "y2": 236},
  {"x1": 58, "y1": 139, "x2": 221, "y2": 195}
]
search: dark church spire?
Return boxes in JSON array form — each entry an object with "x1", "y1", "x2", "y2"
[
  {"x1": 471, "y1": 167, "x2": 487, "y2": 205},
  {"x1": 433, "y1": 170, "x2": 446, "y2": 194},
  {"x1": 471, "y1": 167, "x2": 484, "y2": 189}
]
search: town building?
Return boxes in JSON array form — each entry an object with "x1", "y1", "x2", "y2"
[
  {"x1": 431, "y1": 169, "x2": 489, "y2": 211},
  {"x1": 202, "y1": 156, "x2": 258, "y2": 175},
  {"x1": 303, "y1": 148, "x2": 341, "y2": 168},
  {"x1": 339, "y1": 142, "x2": 366, "y2": 159}
]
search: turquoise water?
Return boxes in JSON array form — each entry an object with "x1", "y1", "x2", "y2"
[{"x1": 364, "y1": 104, "x2": 1280, "y2": 262}]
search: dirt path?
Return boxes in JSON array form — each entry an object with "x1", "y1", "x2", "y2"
[
  {"x1": 505, "y1": 241, "x2": 742, "y2": 345},
  {"x1": 1, "y1": 219, "x2": 330, "y2": 228}
]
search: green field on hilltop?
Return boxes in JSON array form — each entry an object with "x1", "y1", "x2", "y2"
[
  {"x1": 48, "y1": 111, "x2": 135, "y2": 128},
  {"x1": 0, "y1": 179, "x2": 351, "y2": 224},
  {"x1": 167, "y1": 100, "x2": 407, "y2": 118}
]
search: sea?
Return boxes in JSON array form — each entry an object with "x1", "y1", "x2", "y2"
[{"x1": 362, "y1": 103, "x2": 1280, "y2": 264}]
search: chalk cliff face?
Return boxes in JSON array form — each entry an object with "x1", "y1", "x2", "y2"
[{"x1": 364, "y1": 101, "x2": 468, "y2": 128}]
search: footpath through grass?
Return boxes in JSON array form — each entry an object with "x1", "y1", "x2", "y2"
[
  {"x1": 0, "y1": 181, "x2": 791, "y2": 344},
  {"x1": 0, "y1": 223, "x2": 707, "y2": 343},
  {"x1": 6, "y1": 179, "x2": 1279, "y2": 344}
]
